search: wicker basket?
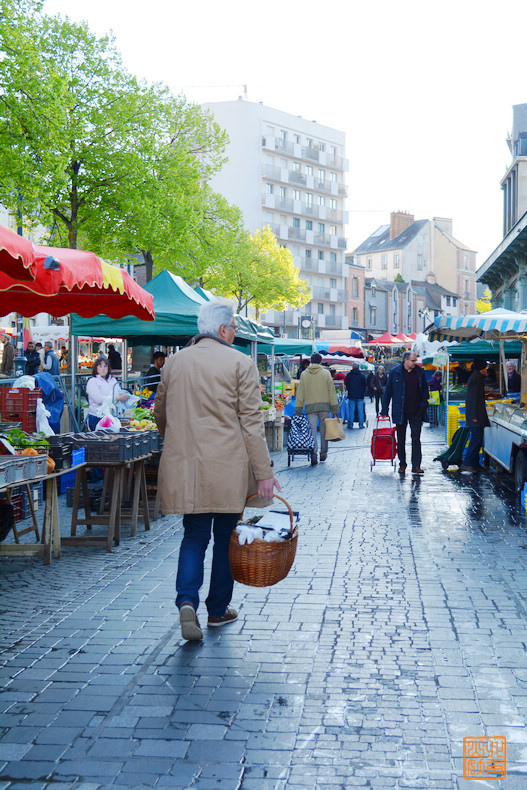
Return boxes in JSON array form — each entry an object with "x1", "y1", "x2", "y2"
[{"x1": 229, "y1": 494, "x2": 298, "y2": 587}]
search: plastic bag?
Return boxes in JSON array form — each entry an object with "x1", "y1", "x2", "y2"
[
  {"x1": 115, "y1": 392, "x2": 140, "y2": 415},
  {"x1": 97, "y1": 394, "x2": 116, "y2": 417},
  {"x1": 36, "y1": 398, "x2": 55, "y2": 436},
  {"x1": 13, "y1": 375, "x2": 35, "y2": 390},
  {"x1": 95, "y1": 414, "x2": 122, "y2": 432}
]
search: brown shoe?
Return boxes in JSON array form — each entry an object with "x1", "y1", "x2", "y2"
[
  {"x1": 179, "y1": 603, "x2": 203, "y2": 641},
  {"x1": 398, "y1": 463, "x2": 407, "y2": 475},
  {"x1": 460, "y1": 465, "x2": 480, "y2": 473},
  {"x1": 208, "y1": 608, "x2": 238, "y2": 628},
  {"x1": 411, "y1": 467, "x2": 425, "y2": 474}
]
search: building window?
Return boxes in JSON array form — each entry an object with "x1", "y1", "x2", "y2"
[
  {"x1": 292, "y1": 217, "x2": 300, "y2": 228},
  {"x1": 318, "y1": 302, "x2": 324, "y2": 314},
  {"x1": 369, "y1": 306, "x2": 376, "y2": 326},
  {"x1": 294, "y1": 134, "x2": 300, "y2": 144},
  {"x1": 318, "y1": 250, "x2": 324, "y2": 260},
  {"x1": 266, "y1": 183, "x2": 273, "y2": 194},
  {"x1": 331, "y1": 145, "x2": 337, "y2": 156},
  {"x1": 367, "y1": 258, "x2": 372, "y2": 270},
  {"x1": 330, "y1": 251, "x2": 337, "y2": 262},
  {"x1": 330, "y1": 198, "x2": 337, "y2": 209},
  {"x1": 318, "y1": 169, "x2": 325, "y2": 180},
  {"x1": 319, "y1": 143, "x2": 325, "y2": 152},
  {"x1": 307, "y1": 138, "x2": 313, "y2": 148},
  {"x1": 305, "y1": 248, "x2": 312, "y2": 258},
  {"x1": 352, "y1": 307, "x2": 358, "y2": 324},
  {"x1": 306, "y1": 165, "x2": 313, "y2": 176},
  {"x1": 306, "y1": 220, "x2": 313, "y2": 231},
  {"x1": 453, "y1": 297, "x2": 457, "y2": 307},
  {"x1": 305, "y1": 192, "x2": 313, "y2": 207},
  {"x1": 352, "y1": 277, "x2": 358, "y2": 297},
  {"x1": 329, "y1": 303, "x2": 336, "y2": 316},
  {"x1": 318, "y1": 195, "x2": 325, "y2": 207},
  {"x1": 293, "y1": 189, "x2": 300, "y2": 200},
  {"x1": 330, "y1": 225, "x2": 337, "y2": 235},
  {"x1": 293, "y1": 161, "x2": 301, "y2": 172},
  {"x1": 417, "y1": 254, "x2": 423, "y2": 270},
  {"x1": 279, "y1": 186, "x2": 287, "y2": 199},
  {"x1": 446, "y1": 296, "x2": 451, "y2": 306},
  {"x1": 330, "y1": 172, "x2": 337, "y2": 182},
  {"x1": 371, "y1": 285, "x2": 376, "y2": 296},
  {"x1": 394, "y1": 253, "x2": 400, "y2": 268},
  {"x1": 381, "y1": 254, "x2": 387, "y2": 269},
  {"x1": 318, "y1": 222, "x2": 325, "y2": 234},
  {"x1": 280, "y1": 130, "x2": 287, "y2": 141},
  {"x1": 330, "y1": 278, "x2": 337, "y2": 289}
]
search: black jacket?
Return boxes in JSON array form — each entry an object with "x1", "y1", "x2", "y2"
[
  {"x1": 381, "y1": 362, "x2": 429, "y2": 424},
  {"x1": 345, "y1": 368, "x2": 366, "y2": 400},
  {"x1": 465, "y1": 370, "x2": 490, "y2": 428},
  {"x1": 25, "y1": 348, "x2": 40, "y2": 376}
]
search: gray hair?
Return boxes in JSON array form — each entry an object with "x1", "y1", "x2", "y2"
[
  {"x1": 198, "y1": 300, "x2": 235, "y2": 336},
  {"x1": 402, "y1": 351, "x2": 414, "y2": 362}
]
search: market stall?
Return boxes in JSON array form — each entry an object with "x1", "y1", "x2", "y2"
[{"x1": 428, "y1": 309, "x2": 527, "y2": 489}]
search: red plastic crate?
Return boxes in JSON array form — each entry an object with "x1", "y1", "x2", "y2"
[{"x1": 0, "y1": 387, "x2": 42, "y2": 433}]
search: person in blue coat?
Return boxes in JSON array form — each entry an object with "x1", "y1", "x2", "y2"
[
  {"x1": 344, "y1": 361, "x2": 366, "y2": 429},
  {"x1": 381, "y1": 351, "x2": 429, "y2": 475}
]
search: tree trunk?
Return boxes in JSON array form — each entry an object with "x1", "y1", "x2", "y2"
[{"x1": 143, "y1": 250, "x2": 154, "y2": 282}]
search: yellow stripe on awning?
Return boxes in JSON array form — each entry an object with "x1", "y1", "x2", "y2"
[{"x1": 101, "y1": 259, "x2": 124, "y2": 293}]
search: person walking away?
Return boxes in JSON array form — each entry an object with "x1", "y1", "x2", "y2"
[
  {"x1": 506, "y1": 361, "x2": 521, "y2": 394},
  {"x1": 154, "y1": 301, "x2": 281, "y2": 642},
  {"x1": 145, "y1": 351, "x2": 166, "y2": 394},
  {"x1": 381, "y1": 351, "x2": 429, "y2": 475},
  {"x1": 24, "y1": 341, "x2": 41, "y2": 376},
  {"x1": 0, "y1": 334, "x2": 14, "y2": 378},
  {"x1": 344, "y1": 361, "x2": 366, "y2": 429},
  {"x1": 107, "y1": 343, "x2": 122, "y2": 373},
  {"x1": 461, "y1": 357, "x2": 490, "y2": 473},
  {"x1": 372, "y1": 365, "x2": 388, "y2": 417},
  {"x1": 294, "y1": 352, "x2": 339, "y2": 465},
  {"x1": 42, "y1": 342, "x2": 60, "y2": 376}
]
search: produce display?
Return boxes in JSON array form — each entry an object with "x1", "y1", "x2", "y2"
[
  {"x1": 129, "y1": 406, "x2": 156, "y2": 430},
  {"x1": 2, "y1": 428, "x2": 49, "y2": 451},
  {"x1": 261, "y1": 392, "x2": 288, "y2": 412}
]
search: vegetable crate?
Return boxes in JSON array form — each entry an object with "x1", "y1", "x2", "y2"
[{"x1": 0, "y1": 387, "x2": 42, "y2": 434}]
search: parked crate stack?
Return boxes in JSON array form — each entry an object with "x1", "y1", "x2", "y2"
[{"x1": 0, "y1": 387, "x2": 43, "y2": 433}]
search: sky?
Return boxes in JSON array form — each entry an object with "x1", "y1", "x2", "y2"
[{"x1": 44, "y1": 0, "x2": 527, "y2": 269}]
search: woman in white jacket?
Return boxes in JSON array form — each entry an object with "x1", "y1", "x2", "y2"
[{"x1": 85, "y1": 358, "x2": 128, "y2": 430}]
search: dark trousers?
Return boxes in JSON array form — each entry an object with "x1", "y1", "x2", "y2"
[
  {"x1": 396, "y1": 414, "x2": 422, "y2": 468},
  {"x1": 374, "y1": 392, "x2": 382, "y2": 416},
  {"x1": 464, "y1": 427, "x2": 483, "y2": 467},
  {"x1": 176, "y1": 512, "x2": 238, "y2": 617}
]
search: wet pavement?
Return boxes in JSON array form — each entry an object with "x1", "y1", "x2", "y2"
[{"x1": 1, "y1": 400, "x2": 527, "y2": 789}]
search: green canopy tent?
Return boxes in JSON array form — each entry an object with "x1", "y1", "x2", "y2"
[{"x1": 422, "y1": 339, "x2": 523, "y2": 364}]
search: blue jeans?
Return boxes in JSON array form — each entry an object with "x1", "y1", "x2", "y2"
[
  {"x1": 464, "y1": 427, "x2": 483, "y2": 467},
  {"x1": 176, "y1": 513, "x2": 238, "y2": 617},
  {"x1": 396, "y1": 414, "x2": 422, "y2": 467},
  {"x1": 348, "y1": 398, "x2": 365, "y2": 427}
]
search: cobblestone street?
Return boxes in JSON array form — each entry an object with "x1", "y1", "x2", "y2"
[{"x1": 1, "y1": 402, "x2": 527, "y2": 789}]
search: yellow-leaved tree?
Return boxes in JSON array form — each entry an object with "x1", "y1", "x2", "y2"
[
  {"x1": 205, "y1": 225, "x2": 311, "y2": 319},
  {"x1": 476, "y1": 286, "x2": 492, "y2": 314}
]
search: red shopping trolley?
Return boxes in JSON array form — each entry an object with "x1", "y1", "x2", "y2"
[{"x1": 370, "y1": 415, "x2": 397, "y2": 471}]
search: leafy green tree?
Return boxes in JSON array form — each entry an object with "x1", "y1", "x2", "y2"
[{"x1": 204, "y1": 225, "x2": 311, "y2": 318}]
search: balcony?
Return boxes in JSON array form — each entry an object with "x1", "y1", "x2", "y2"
[
  {"x1": 303, "y1": 203, "x2": 319, "y2": 218},
  {"x1": 300, "y1": 257, "x2": 321, "y2": 272},
  {"x1": 315, "y1": 179, "x2": 331, "y2": 193},
  {"x1": 337, "y1": 237, "x2": 347, "y2": 249},
  {"x1": 326, "y1": 154, "x2": 344, "y2": 169},
  {"x1": 261, "y1": 164, "x2": 282, "y2": 180},
  {"x1": 288, "y1": 170, "x2": 306, "y2": 186},
  {"x1": 315, "y1": 233, "x2": 331, "y2": 245},
  {"x1": 327, "y1": 208, "x2": 343, "y2": 222},
  {"x1": 302, "y1": 146, "x2": 319, "y2": 162},
  {"x1": 338, "y1": 184, "x2": 348, "y2": 197},
  {"x1": 323, "y1": 315, "x2": 345, "y2": 328},
  {"x1": 288, "y1": 227, "x2": 306, "y2": 241},
  {"x1": 312, "y1": 286, "x2": 331, "y2": 300},
  {"x1": 275, "y1": 139, "x2": 294, "y2": 155}
]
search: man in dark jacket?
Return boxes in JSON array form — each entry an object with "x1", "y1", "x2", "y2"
[
  {"x1": 381, "y1": 351, "x2": 429, "y2": 475},
  {"x1": 506, "y1": 361, "x2": 521, "y2": 394},
  {"x1": 24, "y1": 341, "x2": 41, "y2": 375},
  {"x1": 344, "y1": 361, "x2": 366, "y2": 429},
  {"x1": 461, "y1": 357, "x2": 490, "y2": 473}
]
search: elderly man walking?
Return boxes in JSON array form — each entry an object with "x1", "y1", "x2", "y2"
[
  {"x1": 154, "y1": 301, "x2": 281, "y2": 641},
  {"x1": 381, "y1": 351, "x2": 429, "y2": 475},
  {"x1": 294, "y1": 352, "x2": 339, "y2": 465}
]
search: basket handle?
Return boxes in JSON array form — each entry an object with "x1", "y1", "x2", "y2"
[{"x1": 241, "y1": 493, "x2": 294, "y2": 531}]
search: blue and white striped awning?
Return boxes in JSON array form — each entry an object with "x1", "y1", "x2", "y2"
[{"x1": 428, "y1": 309, "x2": 527, "y2": 342}]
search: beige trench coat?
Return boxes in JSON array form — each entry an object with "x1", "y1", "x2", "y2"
[{"x1": 154, "y1": 336, "x2": 274, "y2": 515}]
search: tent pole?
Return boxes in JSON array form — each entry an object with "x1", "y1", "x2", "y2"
[{"x1": 122, "y1": 339, "x2": 128, "y2": 387}]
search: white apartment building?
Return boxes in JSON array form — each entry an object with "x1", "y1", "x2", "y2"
[{"x1": 202, "y1": 99, "x2": 349, "y2": 334}]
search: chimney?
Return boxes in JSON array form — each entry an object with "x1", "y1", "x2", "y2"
[
  {"x1": 433, "y1": 217, "x2": 453, "y2": 235},
  {"x1": 390, "y1": 211, "x2": 414, "y2": 240}
]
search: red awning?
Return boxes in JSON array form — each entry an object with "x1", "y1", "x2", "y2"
[
  {"x1": 367, "y1": 331, "x2": 396, "y2": 344},
  {"x1": 0, "y1": 246, "x2": 154, "y2": 320},
  {"x1": 0, "y1": 225, "x2": 35, "y2": 282}
]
